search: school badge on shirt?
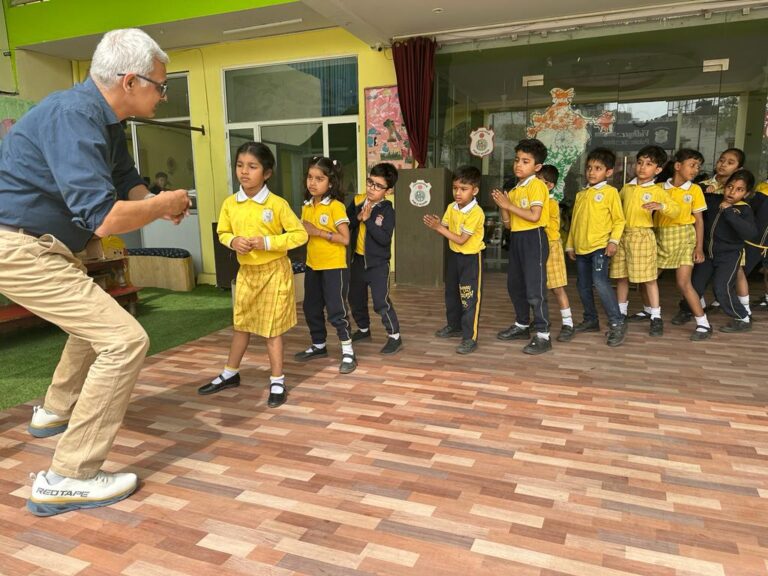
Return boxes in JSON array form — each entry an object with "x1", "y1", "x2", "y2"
[
  {"x1": 594, "y1": 193, "x2": 604, "y2": 202},
  {"x1": 319, "y1": 214, "x2": 329, "y2": 226},
  {"x1": 262, "y1": 209, "x2": 274, "y2": 223},
  {"x1": 375, "y1": 214, "x2": 384, "y2": 227},
  {"x1": 642, "y1": 193, "x2": 652, "y2": 202},
  {"x1": 520, "y1": 198, "x2": 529, "y2": 208},
  {"x1": 683, "y1": 194, "x2": 693, "y2": 203}
]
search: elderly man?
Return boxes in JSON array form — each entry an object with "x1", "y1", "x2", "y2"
[{"x1": 0, "y1": 28, "x2": 190, "y2": 516}]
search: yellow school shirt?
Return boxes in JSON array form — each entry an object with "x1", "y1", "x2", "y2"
[
  {"x1": 756, "y1": 181, "x2": 768, "y2": 196},
  {"x1": 441, "y1": 199, "x2": 486, "y2": 254},
  {"x1": 545, "y1": 195, "x2": 560, "y2": 242},
  {"x1": 655, "y1": 180, "x2": 706, "y2": 227},
  {"x1": 620, "y1": 178, "x2": 680, "y2": 228},
  {"x1": 217, "y1": 185, "x2": 308, "y2": 266},
  {"x1": 301, "y1": 196, "x2": 349, "y2": 270},
  {"x1": 507, "y1": 175, "x2": 549, "y2": 232},
  {"x1": 353, "y1": 193, "x2": 367, "y2": 256},
  {"x1": 565, "y1": 181, "x2": 625, "y2": 255}
]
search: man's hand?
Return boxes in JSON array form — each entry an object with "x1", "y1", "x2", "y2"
[
  {"x1": 423, "y1": 214, "x2": 442, "y2": 230},
  {"x1": 231, "y1": 236, "x2": 252, "y2": 255},
  {"x1": 162, "y1": 189, "x2": 191, "y2": 222},
  {"x1": 605, "y1": 243, "x2": 618, "y2": 257}
]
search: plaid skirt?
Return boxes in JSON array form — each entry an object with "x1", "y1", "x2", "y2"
[
  {"x1": 234, "y1": 257, "x2": 297, "y2": 337},
  {"x1": 656, "y1": 224, "x2": 696, "y2": 269},
  {"x1": 546, "y1": 239, "x2": 567, "y2": 289},
  {"x1": 610, "y1": 227, "x2": 657, "y2": 283}
]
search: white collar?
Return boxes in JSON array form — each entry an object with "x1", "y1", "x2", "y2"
[
  {"x1": 453, "y1": 198, "x2": 478, "y2": 213},
  {"x1": 587, "y1": 181, "x2": 608, "y2": 190},
  {"x1": 303, "y1": 195, "x2": 333, "y2": 206},
  {"x1": 663, "y1": 179, "x2": 692, "y2": 191},
  {"x1": 629, "y1": 178, "x2": 657, "y2": 188},
  {"x1": 514, "y1": 175, "x2": 536, "y2": 189},
  {"x1": 236, "y1": 184, "x2": 270, "y2": 204}
]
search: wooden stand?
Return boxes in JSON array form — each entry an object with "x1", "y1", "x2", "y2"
[{"x1": 127, "y1": 255, "x2": 195, "y2": 292}]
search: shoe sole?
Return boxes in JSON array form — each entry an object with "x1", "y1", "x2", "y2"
[
  {"x1": 197, "y1": 382, "x2": 240, "y2": 395},
  {"x1": 574, "y1": 327, "x2": 600, "y2": 333},
  {"x1": 435, "y1": 333, "x2": 462, "y2": 339},
  {"x1": 456, "y1": 346, "x2": 477, "y2": 354},
  {"x1": 268, "y1": 394, "x2": 288, "y2": 408},
  {"x1": 523, "y1": 346, "x2": 552, "y2": 355},
  {"x1": 351, "y1": 335, "x2": 371, "y2": 342},
  {"x1": 556, "y1": 334, "x2": 575, "y2": 343},
  {"x1": 339, "y1": 365, "x2": 357, "y2": 374},
  {"x1": 27, "y1": 482, "x2": 138, "y2": 517},
  {"x1": 380, "y1": 345, "x2": 402, "y2": 355},
  {"x1": 294, "y1": 352, "x2": 329, "y2": 362},
  {"x1": 28, "y1": 422, "x2": 69, "y2": 438},
  {"x1": 497, "y1": 334, "x2": 530, "y2": 341}
]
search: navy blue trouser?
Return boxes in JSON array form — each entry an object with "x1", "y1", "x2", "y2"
[
  {"x1": 507, "y1": 227, "x2": 550, "y2": 333},
  {"x1": 445, "y1": 251, "x2": 482, "y2": 341},
  {"x1": 303, "y1": 266, "x2": 352, "y2": 344},
  {"x1": 576, "y1": 249, "x2": 622, "y2": 325},
  {"x1": 349, "y1": 254, "x2": 400, "y2": 335},
  {"x1": 691, "y1": 250, "x2": 748, "y2": 320}
]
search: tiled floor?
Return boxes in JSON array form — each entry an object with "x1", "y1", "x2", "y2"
[{"x1": 1, "y1": 272, "x2": 768, "y2": 575}]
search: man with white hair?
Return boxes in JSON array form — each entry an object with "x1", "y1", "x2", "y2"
[{"x1": 0, "y1": 28, "x2": 190, "y2": 516}]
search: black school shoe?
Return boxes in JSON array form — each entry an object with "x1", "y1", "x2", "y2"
[
  {"x1": 456, "y1": 339, "x2": 477, "y2": 354},
  {"x1": 380, "y1": 336, "x2": 403, "y2": 355},
  {"x1": 629, "y1": 311, "x2": 651, "y2": 322},
  {"x1": 574, "y1": 319, "x2": 600, "y2": 333},
  {"x1": 198, "y1": 372, "x2": 241, "y2": 395},
  {"x1": 435, "y1": 325, "x2": 462, "y2": 338},
  {"x1": 339, "y1": 353, "x2": 357, "y2": 374},
  {"x1": 671, "y1": 310, "x2": 693, "y2": 325},
  {"x1": 606, "y1": 322, "x2": 628, "y2": 347},
  {"x1": 294, "y1": 345, "x2": 329, "y2": 362},
  {"x1": 523, "y1": 335, "x2": 552, "y2": 355},
  {"x1": 556, "y1": 325, "x2": 575, "y2": 342},
  {"x1": 649, "y1": 317, "x2": 664, "y2": 337},
  {"x1": 351, "y1": 329, "x2": 372, "y2": 342},
  {"x1": 719, "y1": 319, "x2": 752, "y2": 333},
  {"x1": 690, "y1": 325, "x2": 713, "y2": 341},
  {"x1": 267, "y1": 384, "x2": 287, "y2": 408},
  {"x1": 497, "y1": 324, "x2": 530, "y2": 340}
]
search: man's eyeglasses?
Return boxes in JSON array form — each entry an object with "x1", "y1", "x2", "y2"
[
  {"x1": 366, "y1": 178, "x2": 389, "y2": 192},
  {"x1": 117, "y1": 73, "x2": 168, "y2": 98}
]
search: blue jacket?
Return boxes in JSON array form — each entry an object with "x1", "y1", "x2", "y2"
[{"x1": 346, "y1": 198, "x2": 395, "y2": 269}]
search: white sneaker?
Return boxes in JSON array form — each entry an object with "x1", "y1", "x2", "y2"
[
  {"x1": 28, "y1": 405, "x2": 69, "y2": 438},
  {"x1": 27, "y1": 470, "x2": 138, "y2": 516}
]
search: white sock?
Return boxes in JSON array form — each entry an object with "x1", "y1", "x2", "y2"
[
  {"x1": 695, "y1": 314, "x2": 710, "y2": 329},
  {"x1": 738, "y1": 316, "x2": 751, "y2": 323},
  {"x1": 306, "y1": 342, "x2": 326, "y2": 353},
  {"x1": 650, "y1": 307, "x2": 661, "y2": 320},
  {"x1": 739, "y1": 295, "x2": 751, "y2": 315},
  {"x1": 764, "y1": 293, "x2": 768, "y2": 301},
  {"x1": 643, "y1": 305, "x2": 652, "y2": 315},
  {"x1": 537, "y1": 332, "x2": 550, "y2": 340},
  {"x1": 358, "y1": 327, "x2": 369, "y2": 333},
  {"x1": 270, "y1": 375, "x2": 285, "y2": 394},
  {"x1": 212, "y1": 366, "x2": 238, "y2": 384},
  {"x1": 711, "y1": 300, "x2": 720, "y2": 307},
  {"x1": 560, "y1": 308, "x2": 573, "y2": 327},
  {"x1": 46, "y1": 470, "x2": 66, "y2": 485},
  {"x1": 341, "y1": 341, "x2": 354, "y2": 357},
  {"x1": 619, "y1": 302, "x2": 628, "y2": 315},
  {"x1": 700, "y1": 297, "x2": 706, "y2": 308},
  {"x1": 515, "y1": 322, "x2": 528, "y2": 329},
  {"x1": 389, "y1": 333, "x2": 400, "y2": 340}
]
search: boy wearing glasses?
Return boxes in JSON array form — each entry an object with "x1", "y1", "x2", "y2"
[{"x1": 346, "y1": 163, "x2": 402, "y2": 354}]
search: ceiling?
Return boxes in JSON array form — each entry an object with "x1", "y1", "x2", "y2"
[{"x1": 17, "y1": 0, "x2": 768, "y2": 60}]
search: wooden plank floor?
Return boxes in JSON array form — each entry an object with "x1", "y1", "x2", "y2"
[{"x1": 1, "y1": 271, "x2": 768, "y2": 576}]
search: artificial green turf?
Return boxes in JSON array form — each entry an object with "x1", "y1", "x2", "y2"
[{"x1": 0, "y1": 285, "x2": 233, "y2": 410}]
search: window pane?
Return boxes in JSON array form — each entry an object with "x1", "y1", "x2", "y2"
[
  {"x1": 328, "y1": 122, "x2": 358, "y2": 199},
  {"x1": 135, "y1": 124, "x2": 195, "y2": 191},
  {"x1": 228, "y1": 128, "x2": 255, "y2": 193},
  {"x1": 154, "y1": 76, "x2": 190, "y2": 119},
  {"x1": 225, "y1": 57, "x2": 358, "y2": 123}
]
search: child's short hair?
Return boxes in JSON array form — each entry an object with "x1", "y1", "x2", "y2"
[
  {"x1": 515, "y1": 138, "x2": 548, "y2": 164},
  {"x1": 236, "y1": 141, "x2": 276, "y2": 173},
  {"x1": 539, "y1": 164, "x2": 559, "y2": 186},
  {"x1": 452, "y1": 165, "x2": 481, "y2": 188},
  {"x1": 305, "y1": 156, "x2": 344, "y2": 202},
  {"x1": 154, "y1": 171, "x2": 168, "y2": 179},
  {"x1": 726, "y1": 168, "x2": 755, "y2": 193},
  {"x1": 370, "y1": 162, "x2": 398, "y2": 189},
  {"x1": 721, "y1": 147, "x2": 746, "y2": 168},
  {"x1": 636, "y1": 145, "x2": 667, "y2": 167},
  {"x1": 586, "y1": 147, "x2": 616, "y2": 170},
  {"x1": 674, "y1": 148, "x2": 704, "y2": 165}
]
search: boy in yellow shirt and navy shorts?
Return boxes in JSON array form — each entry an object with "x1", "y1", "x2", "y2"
[
  {"x1": 424, "y1": 166, "x2": 485, "y2": 354},
  {"x1": 611, "y1": 145, "x2": 680, "y2": 337}
]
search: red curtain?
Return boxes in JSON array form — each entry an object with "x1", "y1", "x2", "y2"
[{"x1": 392, "y1": 37, "x2": 436, "y2": 168}]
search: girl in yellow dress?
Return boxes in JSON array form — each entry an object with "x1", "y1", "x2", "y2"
[{"x1": 198, "y1": 142, "x2": 308, "y2": 407}]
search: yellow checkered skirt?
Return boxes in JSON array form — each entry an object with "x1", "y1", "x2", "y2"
[
  {"x1": 234, "y1": 257, "x2": 296, "y2": 337},
  {"x1": 610, "y1": 227, "x2": 657, "y2": 283},
  {"x1": 656, "y1": 224, "x2": 695, "y2": 269},
  {"x1": 546, "y1": 239, "x2": 567, "y2": 289}
]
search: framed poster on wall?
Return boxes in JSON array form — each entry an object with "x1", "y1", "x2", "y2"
[{"x1": 364, "y1": 86, "x2": 413, "y2": 171}]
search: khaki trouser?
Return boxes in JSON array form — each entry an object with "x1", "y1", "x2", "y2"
[{"x1": 0, "y1": 231, "x2": 149, "y2": 478}]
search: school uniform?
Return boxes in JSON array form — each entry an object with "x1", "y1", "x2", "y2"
[
  {"x1": 654, "y1": 180, "x2": 706, "y2": 269},
  {"x1": 565, "y1": 181, "x2": 625, "y2": 325},
  {"x1": 300, "y1": 196, "x2": 352, "y2": 345},
  {"x1": 346, "y1": 193, "x2": 400, "y2": 335},
  {"x1": 545, "y1": 194, "x2": 567, "y2": 290},
  {"x1": 507, "y1": 175, "x2": 550, "y2": 333},
  {"x1": 692, "y1": 201, "x2": 757, "y2": 320},
  {"x1": 441, "y1": 199, "x2": 485, "y2": 342},
  {"x1": 744, "y1": 186, "x2": 768, "y2": 276},
  {"x1": 218, "y1": 185, "x2": 308, "y2": 337},
  {"x1": 610, "y1": 178, "x2": 680, "y2": 283}
]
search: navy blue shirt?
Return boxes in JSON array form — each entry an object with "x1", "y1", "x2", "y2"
[{"x1": 0, "y1": 78, "x2": 145, "y2": 252}]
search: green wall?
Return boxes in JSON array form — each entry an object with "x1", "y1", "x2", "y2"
[{"x1": 4, "y1": 0, "x2": 295, "y2": 48}]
